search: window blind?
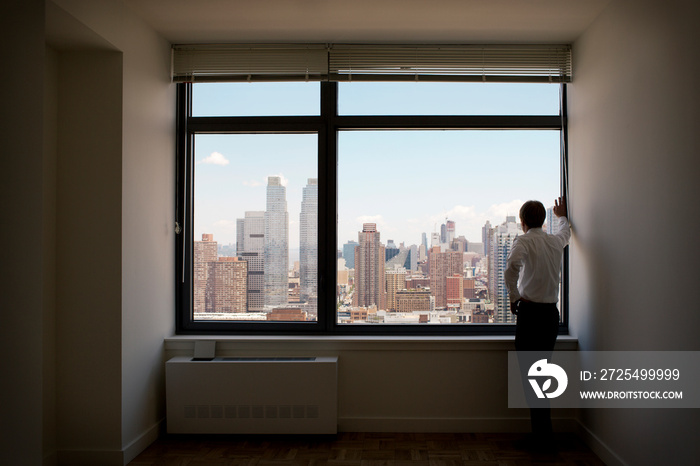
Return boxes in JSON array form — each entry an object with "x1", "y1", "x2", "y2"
[
  {"x1": 172, "y1": 44, "x2": 572, "y2": 83},
  {"x1": 172, "y1": 44, "x2": 329, "y2": 82}
]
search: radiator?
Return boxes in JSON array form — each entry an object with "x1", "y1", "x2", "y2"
[{"x1": 166, "y1": 356, "x2": 338, "y2": 434}]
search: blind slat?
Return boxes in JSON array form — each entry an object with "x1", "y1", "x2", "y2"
[{"x1": 172, "y1": 44, "x2": 572, "y2": 83}]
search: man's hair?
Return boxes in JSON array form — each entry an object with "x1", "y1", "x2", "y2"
[{"x1": 520, "y1": 200, "x2": 546, "y2": 229}]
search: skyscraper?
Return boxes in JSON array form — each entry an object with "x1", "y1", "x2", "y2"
[
  {"x1": 445, "y1": 273, "x2": 464, "y2": 311},
  {"x1": 299, "y1": 178, "x2": 318, "y2": 304},
  {"x1": 194, "y1": 234, "x2": 248, "y2": 314},
  {"x1": 343, "y1": 241, "x2": 359, "y2": 269},
  {"x1": 237, "y1": 211, "x2": 265, "y2": 311},
  {"x1": 545, "y1": 207, "x2": 559, "y2": 234},
  {"x1": 385, "y1": 265, "x2": 407, "y2": 311},
  {"x1": 482, "y1": 220, "x2": 492, "y2": 258},
  {"x1": 353, "y1": 223, "x2": 386, "y2": 310},
  {"x1": 193, "y1": 233, "x2": 218, "y2": 313},
  {"x1": 418, "y1": 243, "x2": 427, "y2": 262},
  {"x1": 429, "y1": 246, "x2": 463, "y2": 309},
  {"x1": 264, "y1": 176, "x2": 289, "y2": 307},
  {"x1": 409, "y1": 244, "x2": 418, "y2": 271},
  {"x1": 490, "y1": 217, "x2": 522, "y2": 323},
  {"x1": 236, "y1": 218, "x2": 245, "y2": 255},
  {"x1": 205, "y1": 257, "x2": 247, "y2": 313},
  {"x1": 385, "y1": 239, "x2": 399, "y2": 261},
  {"x1": 446, "y1": 220, "x2": 456, "y2": 245},
  {"x1": 483, "y1": 220, "x2": 495, "y2": 304}
]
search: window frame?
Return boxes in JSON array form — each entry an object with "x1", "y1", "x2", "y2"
[{"x1": 175, "y1": 81, "x2": 569, "y2": 335}]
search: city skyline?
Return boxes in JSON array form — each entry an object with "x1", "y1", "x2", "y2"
[
  {"x1": 195, "y1": 211, "x2": 552, "y2": 323},
  {"x1": 193, "y1": 82, "x2": 562, "y2": 256},
  {"x1": 192, "y1": 82, "x2": 562, "y2": 323}
]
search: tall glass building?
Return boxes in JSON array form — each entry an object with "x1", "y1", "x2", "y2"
[
  {"x1": 342, "y1": 241, "x2": 359, "y2": 269},
  {"x1": 264, "y1": 176, "x2": 289, "y2": 307},
  {"x1": 237, "y1": 211, "x2": 265, "y2": 311},
  {"x1": 299, "y1": 178, "x2": 318, "y2": 304}
]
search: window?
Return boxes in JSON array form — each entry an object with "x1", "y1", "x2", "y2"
[
  {"x1": 338, "y1": 82, "x2": 560, "y2": 116},
  {"x1": 193, "y1": 133, "x2": 318, "y2": 322},
  {"x1": 174, "y1": 45, "x2": 570, "y2": 335}
]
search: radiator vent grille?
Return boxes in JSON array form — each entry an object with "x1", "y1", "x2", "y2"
[
  {"x1": 218, "y1": 357, "x2": 317, "y2": 362},
  {"x1": 185, "y1": 404, "x2": 321, "y2": 420}
]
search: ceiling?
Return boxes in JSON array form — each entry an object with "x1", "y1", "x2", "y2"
[{"x1": 122, "y1": 0, "x2": 612, "y2": 45}]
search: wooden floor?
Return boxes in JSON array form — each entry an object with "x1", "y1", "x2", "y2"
[{"x1": 128, "y1": 432, "x2": 606, "y2": 466}]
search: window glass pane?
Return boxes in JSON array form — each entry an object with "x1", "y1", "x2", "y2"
[
  {"x1": 337, "y1": 130, "x2": 560, "y2": 325},
  {"x1": 193, "y1": 82, "x2": 320, "y2": 116},
  {"x1": 193, "y1": 134, "x2": 318, "y2": 322},
  {"x1": 338, "y1": 82, "x2": 560, "y2": 115}
]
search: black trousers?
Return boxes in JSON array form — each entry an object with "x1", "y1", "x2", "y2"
[{"x1": 514, "y1": 301, "x2": 560, "y2": 435}]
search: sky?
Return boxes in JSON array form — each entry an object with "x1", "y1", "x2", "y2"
[{"x1": 192, "y1": 82, "x2": 562, "y2": 257}]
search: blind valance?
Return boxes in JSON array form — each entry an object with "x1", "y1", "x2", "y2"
[{"x1": 172, "y1": 44, "x2": 572, "y2": 83}]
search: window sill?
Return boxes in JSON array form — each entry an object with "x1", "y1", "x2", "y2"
[{"x1": 165, "y1": 334, "x2": 578, "y2": 352}]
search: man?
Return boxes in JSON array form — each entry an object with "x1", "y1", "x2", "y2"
[{"x1": 505, "y1": 197, "x2": 570, "y2": 445}]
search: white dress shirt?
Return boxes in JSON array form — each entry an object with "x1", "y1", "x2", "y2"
[{"x1": 504, "y1": 216, "x2": 571, "y2": 304}]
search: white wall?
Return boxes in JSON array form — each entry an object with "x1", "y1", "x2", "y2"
[
  {"x1": 50, "y1": 0, "x2": 176, "y2": 463},
  {"x1": 55, "y1": 49, "x2": 124, "y2": 459},
  {"x1": 117, "y1": 7, "x2": 175, "y2": 459},
  {"x1": 569, "y1": 0, "x2": 700, "y2": 463}
]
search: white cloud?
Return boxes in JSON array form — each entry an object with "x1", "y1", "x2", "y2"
[
  {"x1": 200, "y1": 151, "x2": 230, "y2": 166},
  {"x1": 486, "y1": 199, "x2": 524, "y2": 221},
  {"x1": 447, "y1": 204, "x2": 479, "y2": 219}
]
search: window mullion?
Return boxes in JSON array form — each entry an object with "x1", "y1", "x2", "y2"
[{"x1": 319, "y1": 82, "x2": 338, "y2": 333}]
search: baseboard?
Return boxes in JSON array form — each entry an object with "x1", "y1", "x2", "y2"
[
  {"x1": 338, "y1": 416, "x2": 578, "y2": 433},
  {"x1": 574, "y1": 419, "x2": 627, "y2": 466},
  {"x1": 56, "y1": 419, "x2": 164, "y2": 466},
  {"x1": 122, "y1": 419, "x2": 164, "y2": 465}
]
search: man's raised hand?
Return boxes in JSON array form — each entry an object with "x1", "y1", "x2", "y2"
[{"x1": 553, "y1": 197, "x2": 567, "y2": 218}]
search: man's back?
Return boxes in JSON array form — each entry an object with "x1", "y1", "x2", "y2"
[
  {"x1": 505, "y1": 216, "x2": 570, "y2": 304},
  {"x1": 503, "y1": 204, "x2": 571, "y2": 303}
]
